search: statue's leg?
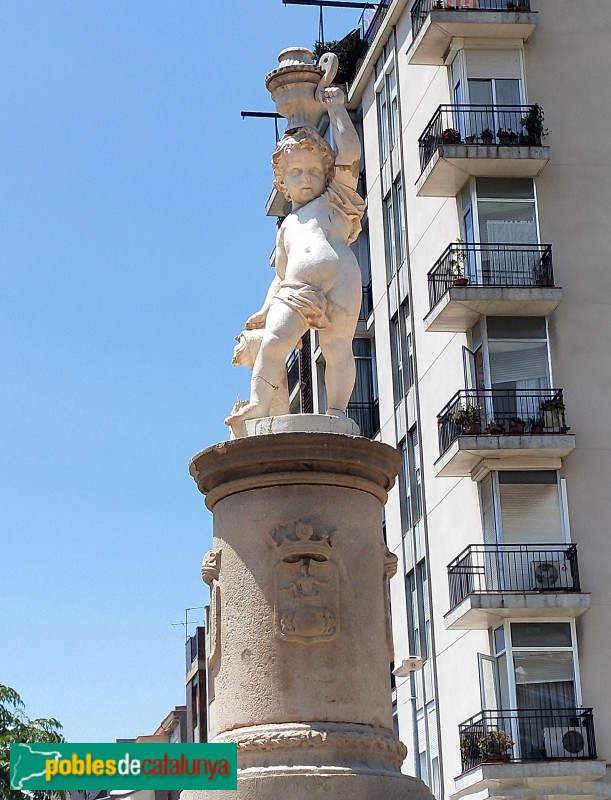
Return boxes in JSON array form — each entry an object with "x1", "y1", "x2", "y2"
[
  {"x1": 318, "y1": 329, "x2": 356, "y2": 415},
  {"x1": 225, "y1": 303, "x2": 306, "y2": 425}
]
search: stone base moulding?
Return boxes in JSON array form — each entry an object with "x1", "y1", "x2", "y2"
[{"x1": 215, "y1": 721, "x2": 407, "y2": 771}]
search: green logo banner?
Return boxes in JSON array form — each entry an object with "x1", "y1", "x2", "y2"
[{"x1": 10, "y1": 742, "x2": 237, "y2": 791}]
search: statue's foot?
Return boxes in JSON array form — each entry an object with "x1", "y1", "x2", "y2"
[{"x1": 224, "y1": 401, "x2": 267, "y2": 426}]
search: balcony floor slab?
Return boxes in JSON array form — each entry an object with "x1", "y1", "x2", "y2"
[
  {"x1": 434, "y1": 434, "x2": 576, "y2": 478},
  {"x1": 417, "y1": 145, "x2": 550, "y2": 197},
  {"x1": 444, "y1": 591, "x2": 591, "y2": 631},
  {"x1": 424, "y1": 286, "x2": 563, "y2": 332},
  {"x1": 451, "y1": 759, "x2": 609, "y2": 800},
  {"x1": 409, "y1": 10, "x2": 538, "y2": 66}
]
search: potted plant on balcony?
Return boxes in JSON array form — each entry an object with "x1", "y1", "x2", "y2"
[
  {"x1": 478, "y1": 730, "x2": 514, "y2": 762},
  {"x1": 460, "y1": 733, "x2": 481, "y2": 764},
  {"x1": 450, "y1": 240, "x2": 469, "y2": 285},
  {"x1": 486, "y1": 420, "x2": 505, "y2": 435},
  {"x1": 529, "y1": 416, "x2": 545, "y2": 434},
  {"x1": 540, "y1": 397, "x2": 565, "y2": 430},
  {"x1": 497, "y1": 128, "x2": 518, "y2": 145},
  {"x1": 452, "y1": 402, "x2": 482, "y2": 435},
  {"x1": 442, "y1": 128, "x2": 461, "y2": 144},
  {"x1": 481, "y1": 128, "x2": 494, "y2": 145},
  {"x1": 510, "y1": 416, "x2": 526, "y2": 434},
  {"x1": 520, "y1": 103, "x2": 549, "y2": 145}
]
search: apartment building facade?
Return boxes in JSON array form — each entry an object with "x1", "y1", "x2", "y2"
[{"x1": 278, "y1": 1, "x2": 611, "y2": 798}]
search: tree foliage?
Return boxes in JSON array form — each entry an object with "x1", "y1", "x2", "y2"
[{"x1": 0, "y1": 683, "x2": 66, "y2": 800}]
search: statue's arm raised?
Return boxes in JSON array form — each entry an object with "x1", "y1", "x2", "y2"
[{"x1": 320, "y1": 87, "x2": 361, "y2": 191}]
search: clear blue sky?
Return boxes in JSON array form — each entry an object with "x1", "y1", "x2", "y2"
[{"x1": 0, "y1": 0, "x2": 363, "y2": 743}]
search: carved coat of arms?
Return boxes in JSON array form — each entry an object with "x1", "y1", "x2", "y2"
[{"x1": 271, "y1": 522, "x2": 339, "y2": 644}]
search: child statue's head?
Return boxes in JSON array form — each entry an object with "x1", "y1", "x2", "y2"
[{"x1": 272, "y1": 127, "x2": 335, "y2": 202}]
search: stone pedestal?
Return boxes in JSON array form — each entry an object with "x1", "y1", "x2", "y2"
[{"x1": 184, "y1": 420, "x2": 434, "y2": 800}]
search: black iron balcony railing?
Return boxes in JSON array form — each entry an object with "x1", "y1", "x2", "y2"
[
  {"x1": 360, "y1": 280, "x2": 373, "y2": 320},
  {"x1": 448, "y1": 544, "x2": 580, "y2": 608},
  {"x1": 412, "y1": 0, "x2": 532, "y2": 40},
  {"x1": 459, "y1": 708, "x2": 596, "y2": 773},
  {"x1": 348, "y1": 399, "x2": 380, "y2": 439},
  {"x1": 419, "y1": 104, "x2": 543, "y2": 173},
  {"x1": 358, "y1": 0, "x2": 392, "y2": 49},
  {"x1": 437, "y1": 389, "x2": 569, "y2": 456},
  {"x1": 428, "y1": 242, "x2": 553, "y2": 310}
]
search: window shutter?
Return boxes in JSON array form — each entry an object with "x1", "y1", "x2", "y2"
[
  {"x1": 427, "y1": 704, "x2": 439, "y2": 759},
  {"x1": 500, "y1": 484, "x2": 562, "y2": 543},
  {"x1": 489, "y1": 344, "x2": 549, "y2": 385},
  {"x1": 466, "y1": 50, "x2": 522, "y2": 79}
]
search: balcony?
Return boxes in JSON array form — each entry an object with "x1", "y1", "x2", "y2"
[
  {"x1": 458, "y1": 708, "x2": 597, "y2": 777},
  {"x1": 347, "y1": 399, "x2": 380, "y2": 439},
  {"x1": 435, "y1": 389, "x2": 576, "y2": 478},
  {"x1": 445, "y1": 544, "x2": 590, "y2": 630},
  {"x1": 409, "y1": 0, "x2": 538, "y2": 66},
  {"x1": 424, "y1": 243, "x2": 562, "y2": 332},
  {"x1": 417, "y1": 105, "x2": 549, "y2": 196}
]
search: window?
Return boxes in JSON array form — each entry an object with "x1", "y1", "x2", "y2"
[
  {"x1": 460, "y1": 179, "x2": 540, "y2": 284},
  {"x1": 398, "y1": 427, "x2": 422, "y2": 532},
  {"x1": 480, "y1": 471, "x2": 565, "y2": 545},
  {"x1": 405, "y1": 559, "x2": 430, "y2": 660},
  {"x1": 390, "y1": 300, "x2": 413, "y2": 404},
  {"x1": 376, "y1": 58, "x2": 399, "y2": 165},
  {"x1": 383, "y1": 179, "x2": 406, "y2": 280},
  {"x1": 348, "y1": 338, "x2": 379, "y2": 438}
]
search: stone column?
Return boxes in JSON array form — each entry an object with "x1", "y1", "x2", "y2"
[{"x1": 183, "y1": 420, "x2": 434, "y2": 800}]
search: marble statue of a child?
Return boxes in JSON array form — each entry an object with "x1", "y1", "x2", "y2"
[{"x1": 225, "y1": 86, "x2": 365, "y2": 430}]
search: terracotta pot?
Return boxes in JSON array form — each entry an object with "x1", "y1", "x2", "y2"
[
  {"x1": 511, "y1": 422, "x2": 525, "y2": 435},
  {"x1": 463, "y1": 423, "x2": 481, "y2": 435},
  {"x1": 452, "y1": 277, "x2": 469, "y2": 286},
  {"x1": 531, "y1": 425, "x2": 544, "y2": 434},
  {"x1": 482, "y1": 135, "x2": 494, "y2": 145}
]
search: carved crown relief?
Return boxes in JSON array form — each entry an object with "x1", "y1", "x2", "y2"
[
  {"x1": 271, "y1": 522, "x2": 339, "y2": 645},
  {"x1": 201, "y1": 548, "x2": 222, "y2": 668}
]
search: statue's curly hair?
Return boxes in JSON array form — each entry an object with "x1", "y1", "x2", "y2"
[{"x1": 272, "y1": 127, "x2": 336, "y2": 201}]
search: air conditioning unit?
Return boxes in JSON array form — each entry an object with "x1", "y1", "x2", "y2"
[
  {"x1": 531, "y1": 560, "x2": 562, "y2": 590},
  {"x1": 543, "y1": 726, "x2": 592, "y2": 758}
]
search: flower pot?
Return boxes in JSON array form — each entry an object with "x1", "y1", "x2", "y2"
[
  {"x1": 463, "y1": 423, "x2": 481, "y2": 435},
  {"x1": 511, "y1": 422, "x2": 525, "y2": 435},
  {"x1": 543, "y1": 410, "x2": 561, "y2": 430},
  {"x1": 531, "y1": 425, "x2": 544, "y2": 435},
  {"x1": 536, "y1": 276, "x2": 552, "y2": 286},
  {"x1": 452, "y1": 277, "x2": 469, "y2": 286},
  {"x1": 482, "y1": 135, "x2": 494, "y2": 145},
  {"x1": 464, "y1": 135, "x2": 474, "y2": 145}
]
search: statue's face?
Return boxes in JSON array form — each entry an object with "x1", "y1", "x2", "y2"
[{"x1": 282, "y1": 148, "x2": 326, "y2": 206}]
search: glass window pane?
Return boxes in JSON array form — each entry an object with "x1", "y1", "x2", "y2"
[
  {"x1": 476, "y1": 178, "x2": 535, "y2": 199},
  {"x1": 469, "y1": 79, "x2": 493, "y2": 105},
  {"x1": 511, "y1": 622, "x2": 573, "y2": 648},
  {"x1": 513, "y1": 651, "x2": 575, "y2": 684},
  {"x1": 487, "y1": 317, "x2": 547, "y2": 340},
  {"x1": 499, "y1": 471, "x2": 558, "y2": 485},
  {"x1": 477, "y1": 199, "x2": 537, "y2": 244},
  {"x1": 495, "y1": 79, "x2": 521, "y2": 106},
  {"x1": 494, "y1": 626, "x2": 506, "y2": 654}
]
